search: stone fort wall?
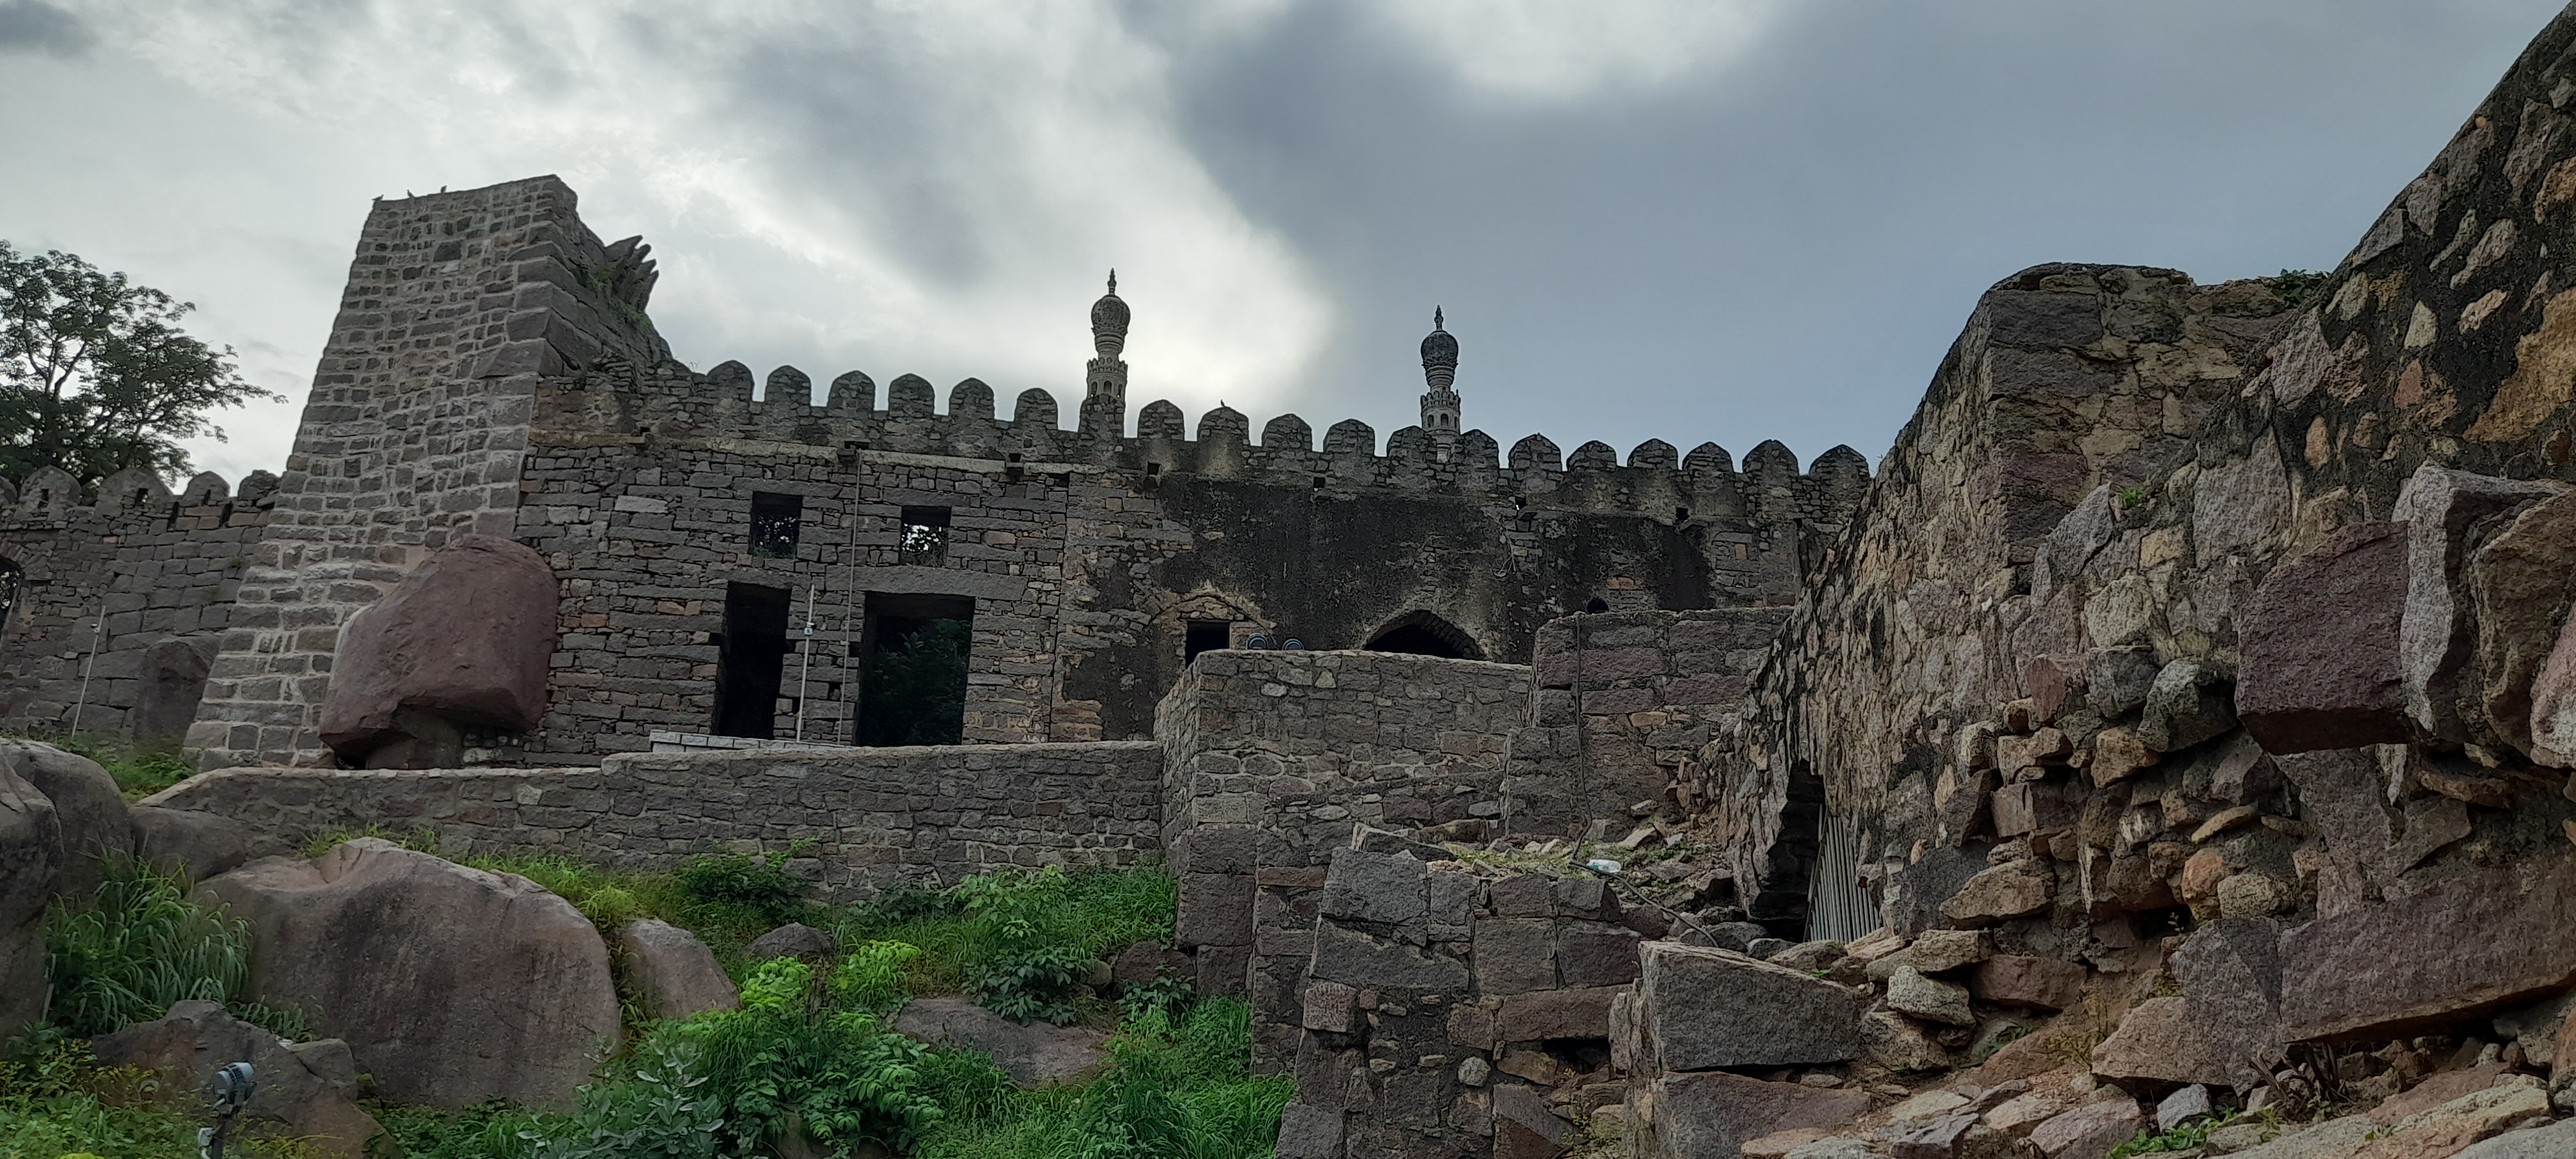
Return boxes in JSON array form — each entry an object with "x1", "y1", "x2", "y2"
[{"x1": 0, "y1": 174, "x2": 1869, "y2": 769}]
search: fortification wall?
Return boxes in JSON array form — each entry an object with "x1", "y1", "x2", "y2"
[
  {"x1": 0, "y1": 469, "x2": 276, "y2": 741},
  {"x1": 1676, "y1": 5, "x2": 2576, "y2": 1062},
  {"x1": 147, "y1": 741, "x2": 1163, "y2": 898},
  {"x1": 188, "y1": 177, "x2": 665, "y2": 769}
]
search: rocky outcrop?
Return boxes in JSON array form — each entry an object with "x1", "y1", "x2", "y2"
[
  {"x1": 0, "y1": 758, "x2": 60, "y2": 1037},
  {"x1": 91, "y1": 1000, "x2": 393, "y2": 1159},
  {"x1": 893, "y1": 997, "x2": 1109, "y2": 1086},
  {"x1": 316, "y1": 534, "x2": 558, "y2": 768},
  {"x1": 0, "y1": 740, "x2": 131, "y2": 898},
  {"x1": 129, "y1": 805, "x2": 261, "y2": 881},
  {"x1": 198, "y1": 838, "x2": 619, "y2": 1106},
  {"x1": 1633, "y1": 941, "x2": 1862, "y2": 1069},
  {"x1": 616, "y1": 918, "x2": 738, "y2": 1019}
]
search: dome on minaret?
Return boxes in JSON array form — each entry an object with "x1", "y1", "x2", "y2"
[
  {"x1": 1091, "y1": 270, "x2": 1130, "y2": 359},
  {"x1": 1419, "y1": 306, "x2": 1457, "y2": 388}
]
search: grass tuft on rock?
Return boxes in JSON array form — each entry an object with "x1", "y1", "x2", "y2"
[{"x1": 41, "y1": 853, "x2": 303, "y2": 1039}]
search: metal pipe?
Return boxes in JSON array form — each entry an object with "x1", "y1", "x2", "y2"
[{"x1": 70, "y1": 592, "x2": 106, "y2": 736}]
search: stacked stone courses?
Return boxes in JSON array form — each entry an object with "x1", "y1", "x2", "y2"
[{"x1": 146, "y1": 742, "x2": 1163, "y2": 898}]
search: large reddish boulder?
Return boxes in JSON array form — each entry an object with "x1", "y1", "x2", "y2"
[
  {"x1": 198, "y1": 838, "x2": 618, "y2": 1106},
  {"x1": 2235, "y1": 522, "x2": 2411, "y2": 753},
  {"x1": 318, "y1": 534, "x2": 558, "y2": 768}
]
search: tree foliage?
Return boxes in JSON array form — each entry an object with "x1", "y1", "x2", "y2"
[
  {"x1": 858, "y1": 618, "x2": 972, "y2": 746},
  {"x1": 0, "y1": 241, "x2": 278, "y2": 489}
]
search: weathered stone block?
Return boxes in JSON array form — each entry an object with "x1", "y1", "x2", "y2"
[
  {"x1": 1473, "y1": 918, "x2": 1558, "y2": 995},
  {"x1": 2282, "y1": 856, "x2": 2576, "y2": 1042},
  {"x1": 1313, "y1": 919, "x2": 1469, "y2": 992},
  {"x1": 1941, "y1": 859, "x2": 2054, "y2": 928},
  {"x1": 2394, "y1": 465, "x2": 2566, "y2": 744},
  {"x1": 1177, "y1": 872, "x2": 1255, "y2": 948},
  {"x1": 1495, "y1": 985, "x2": 1625, "y2": 1042},
  {"x1": 2089, "y1": 727, "x2": 2157, "y2": 787},
  {"x1": 2172, "y1": 918, "x2": 2284, "y2": 1089},
  {"x1": 2028, "y1": 1097, "x2": 2142, "y2": 1159},
  {"x1": 1886, "y1": 965, "x2": 1975, "y2": 1026},
  {"x1": 1636, "y1": 1071, "x2": 1868, "y2": 1159},
  {"x1": 1993, "y1": 781, "x2": 2082, "y2": 837},
  {"x1": 2466, "y1": 491, "x2": 2576, "y2": 752},
  {"x1": 1971, "y1": 954, "x2": 2085, "y2": 1012},
  {"x1": 1318, "y1": 847, "x2": 1426, "y2": 928},
  {"x1": 1636, "y1": 941, "x2": 1862, "y2": 1069},
  {"x1": 2138, "y1": 660, "x2": 2235, "y2": 753},
  {"x1": 2237, "y1": 522, "x2": 2412, "y2": 754}
]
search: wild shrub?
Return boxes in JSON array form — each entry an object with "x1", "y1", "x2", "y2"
[
  {"x1": 0, "y1": 1037, "x2": 302, "y2": 1158},
  {"x1": 668, "y1": 957, "x2": 945, "y2": 1154},
  {"x1": 677, "y1": 846, "x2": 814, "y2": 927},
  {"x1": 946, "y1": 865, "x2": 1177, "y2": 1024},
  {"x1": 41, "y1": 853, "x2": 300, "y2": 1037},
  {"x1": 911, "y1": 999, "x2": 1290, "y2": 1159},
  {"x1": 47, "y1": 734, "x2": 195, "y2": 798}
]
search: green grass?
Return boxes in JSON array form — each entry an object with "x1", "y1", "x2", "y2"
[
  {"x1": 32, "y1": 734, "x2": 195, "y2": 800},
  {"x1": 42, "y1": 854, "x2": 303, "y2": 1039},
  {"x1": 914, "y1": 1000, "x2": 1291, "y2": 1159},
  {"x1": 0, "y1": 1038, "x2": 306, "y2": 1159},
  {"x1": 2109, "y1": 1107, "x2": 2243, "y2": 1157}
]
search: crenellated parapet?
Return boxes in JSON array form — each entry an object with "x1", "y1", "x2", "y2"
[
  {"x1": 0, "y1": 466, "x2": 279, "y2": 534},
  {"x1": 543, "y1": 352, "x2": 1870, "y2": 529}
]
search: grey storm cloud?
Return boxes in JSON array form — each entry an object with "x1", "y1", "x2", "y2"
[
  {"x1": 0, "y1": 1, "x2": 92, "y2": 56},
  {"x1": 0, "y1": 0, "x2": 2564, "y2": 483}
]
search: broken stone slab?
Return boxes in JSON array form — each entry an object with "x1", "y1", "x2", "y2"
[
  {"x1": 2366, "y1": 1062, "x2": 2512, "y2": 1125},
  {"x1": 2156, "y1": 1084, "x2": 2211, "y2": 1132},
  {"x1": 2236, "y1": 522, "x2": 2413, "y2": 754},
  {"x1": 1884, "y1": 1089, "x2": 1971, "y2": 1121},
  {"x1": 1312, "y1": 919, "x2": 1469, "y2": 992},
  {"x1": 1886, "y1": 846, "x2": 1993, "y2": 937},
  {"x1": 198, "y1": 839, "x2": 620, "y2": 1107},
  {"x1": 1318, "y1": 846, "x2": 1426, "y2": 928},
  {"x1": 1636, "y1": 1071, "x2": 1869, "y2": 1159},
  {"x1": 1940, "y1": 859, "x2": 2054, "y2": 928},
  {"x1": 1472, "y1": 918, "x2": 1558, "y2": 995},
  {"x1": 2090, "y1": 996, "x2": 2231, "y2": 1086},
  {"x1": 2466, "y1": 491, "x2": 2576, "y2": 752},
  {"x1": 1982, "y1": 1090, "x2": 2068, "y2": 1138},
  {"x1": 1772, "y1": 939, "x2": 1849, "y2": 972},
  {"x1": 1860, "y1": 1008, "x2": 1955, "y2": 1073},
  {"x1": 2089, "y1": 727, "x2": 2158, "y2": 787},
  {"x1": 1273, "y1": 1101, "x2": 1343, "y2": 1159},
  {"x1": 91, "y1": 1001, "x2": 392, "y2": 1159},
  {"x1": 2028, "y1": 1097, "x2": 2143, "y2": 1159},
  {"x1": 1936, "y1": 766, "x2": 1998, "y2": 846},
  {"x1": 1885, "y1": 965, "x2": 1976, "y2": 1027},
  {"x1": 2208, "y1": 732, "x2": 2283, "y2": 804},
  {"x1": 2393, "y1": 465, "x2": 2566, "y2": 746},
  {"x1": 617, "y1": 918, "x2": 739, "y2": 1019},
  {"x1": 1970, "y1": 954, "x2": 2085, "y2": 1012},
  {"x1": 2138, "y1": 660, "x2": 2237, "y2": 753},
  {"x1": 2172, "y1": 917, "x2": 2286, "y2": 1090},
  {"x1": 2281, "y1": 854, "x2": 2576, "y2": 1042},
  {"x1": 2027, "y1": 654, "x2": 2087, "y2": 724},
  {"x1": 895, "y1": 997, "x2": 1109, "y2": 1086},
  {"x1": 1636, "y1": 941, "x2": 1863, "y2": 1069},
  {"x1": 2345, "y1": 1076, "x2": 2550, "y2": 1159},
  {"x1": 2085, "y1": 646, "x2": 2164, "y2": 718},
  {"x1": 1866, "y1": 928, "x2": 1988, "y2": 979},
  {"x1": 2490, "y1": 988, "x2": 2575, "y2": 1069},
  {"x1": 1494, "y1": 985, "x2": 1627, "y2": 1042},
  {"x1": 2530, "y1": 609, "x2": 2576, "y2": 766},
  {"x1": 2450, "y1": 1115, "x2": 2576, "y2": 1158},
  {"x1": 1883, "y1": 1112, "x2": 1978, "y2": 1159},
  {"x1": 1994, "y1": 780, "x2": 2083, "y2": 838}
]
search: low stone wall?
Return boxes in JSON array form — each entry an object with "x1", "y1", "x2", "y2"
[
  {"x1": 1156, "y1": 648, "x2": 1530, "y2": 1062},
  {"x1": 147, "y1": 742, "x2": 1164, "y2": 898}
]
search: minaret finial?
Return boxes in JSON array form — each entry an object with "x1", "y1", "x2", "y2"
[
  {"x1": 1434, "y1": 305, "x2": 1444, "y2": 331},
  {"x1": 1108, "y1": 269, "x2": 1117, "y2": 295}
]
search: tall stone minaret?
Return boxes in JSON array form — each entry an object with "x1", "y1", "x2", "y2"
[
  {"x1": 1419, "y1": 306, "x2": 1461, "y2": 437},
  {"x1": 1082, "y1": 270, "x2": 1129, "y2": 437}
]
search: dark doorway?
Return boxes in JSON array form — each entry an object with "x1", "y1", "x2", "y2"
[
  {"x1": 714, "y1": 581, "x2": 793, "y2": 737},
  {"x1": 1184, "y1": 619, "x2": 1231, "y2": 663},
  {"x1": 857, "y1": 592, "x2": 974, "y2": 746},
  {"x1": 1363, "y1": 610, "x2": 1483, "y2": 660},
  {"x1": 0, "y1": 558, "x2": 21, "y2": 633},
  {"x1": 1750, "y1": 760, "x2": 1828, "y2": 939}
]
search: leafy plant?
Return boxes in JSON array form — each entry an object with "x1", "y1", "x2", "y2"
[
  {"x1": 831, "y1": 940, "x2": 923, "y2": 1015},
  {"x1": 530, "y1": 1037, "x2": 724, "y2": 1159},
  {"x1": 1119, "y1": 975, "x2": 1198, "y2": 1024},
  {"x1": 0, "y1": 1037, "x2": 302, "y2": 1158},
  {"x1": 912, "y1": 999, "x2": 1291, "y2": 1159},
  {"x1": 2268, "y1": 269, "x2": 2331, "y2": 309},
  {"x1": 46, "y1": 733, "x2": 194, "y2": 798},
  {"x1": 2116, "y1": 485, "x2": 2149, "y2": 509},
  {"x1": 2110, "y1": 1106, "x2": 2239, "y2": 1156},
  {"x1": 858, "y1": 618, "x2": 972, "y2": 746},
  {"x1": 677, "y1": 845, "x2": 815, "y2": 927},
  {"x1": 42, "y1": 853, "x2": 293, "y2": 1037},
  {"x1": 663, "y1": 957, "x2": 945, "y2": 1154}
]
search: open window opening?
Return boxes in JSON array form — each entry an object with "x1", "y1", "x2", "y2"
[
  {"x1": 1362, "y1": 610, "x2": 1484, "y2": 661},
  {"x1": 749, "y1": 492, "x2": 803, "y2": 559},
  {"x1": 856, "y1": 592, "x2": 974, "y2": 746},
  {"x1": 713, "y1": 581, "x2": 792, "y2": 738},
  {"x1": 1184, "y1": 619, "x2": 1232, "y2": 663},
  {"x1": 900, "y1": 506, "x2": 951, "y2": 567},
  {"x1": 1583, "y1": 597, "x2": 1609, "y2": 614}
]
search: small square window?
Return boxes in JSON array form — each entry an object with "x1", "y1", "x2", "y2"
[
  {"x1": 750, "y1": 492, "x2": 802, "y2": 558},
  {"x1": 900, "y1": 506, "x2": 951, "y2": 566}
]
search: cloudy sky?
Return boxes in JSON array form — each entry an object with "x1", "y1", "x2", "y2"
[{"x1": 0, "y1": 0, "x2": 2564, "y2": 482}]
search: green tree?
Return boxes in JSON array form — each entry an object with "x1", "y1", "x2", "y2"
[
  {"x1": 0, "y1": 241, "x2": 278, "y2": 489},
  {"x1": 858, "y1": 619, "x2": 971, "y2": 746}
]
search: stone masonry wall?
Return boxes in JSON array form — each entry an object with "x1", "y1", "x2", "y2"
[
  {"x1": 147, "y1": 742, "x2": 1162, "y2": 899},
  {"x1": 189, "y1": 177, "x2": 663, "y2": 769},
  {"x1": 0, "y1": 470, "x2": 275, "y2": 740},
  {"x1": 1155, "y1": 649, "x2": 1529, "y2": 1066},
  {"x1": 1505, "y1": 607, "x2": 1788, "y2": 837}
]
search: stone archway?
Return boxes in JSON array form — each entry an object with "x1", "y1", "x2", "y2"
[{"x1": 1362, "y1": 610, "x2": 1484, "y2": 661}]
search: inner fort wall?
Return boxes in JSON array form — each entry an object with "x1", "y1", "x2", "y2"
[{"x1": 146, "y1": 740, "x2": 1163, "y2": 898}]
